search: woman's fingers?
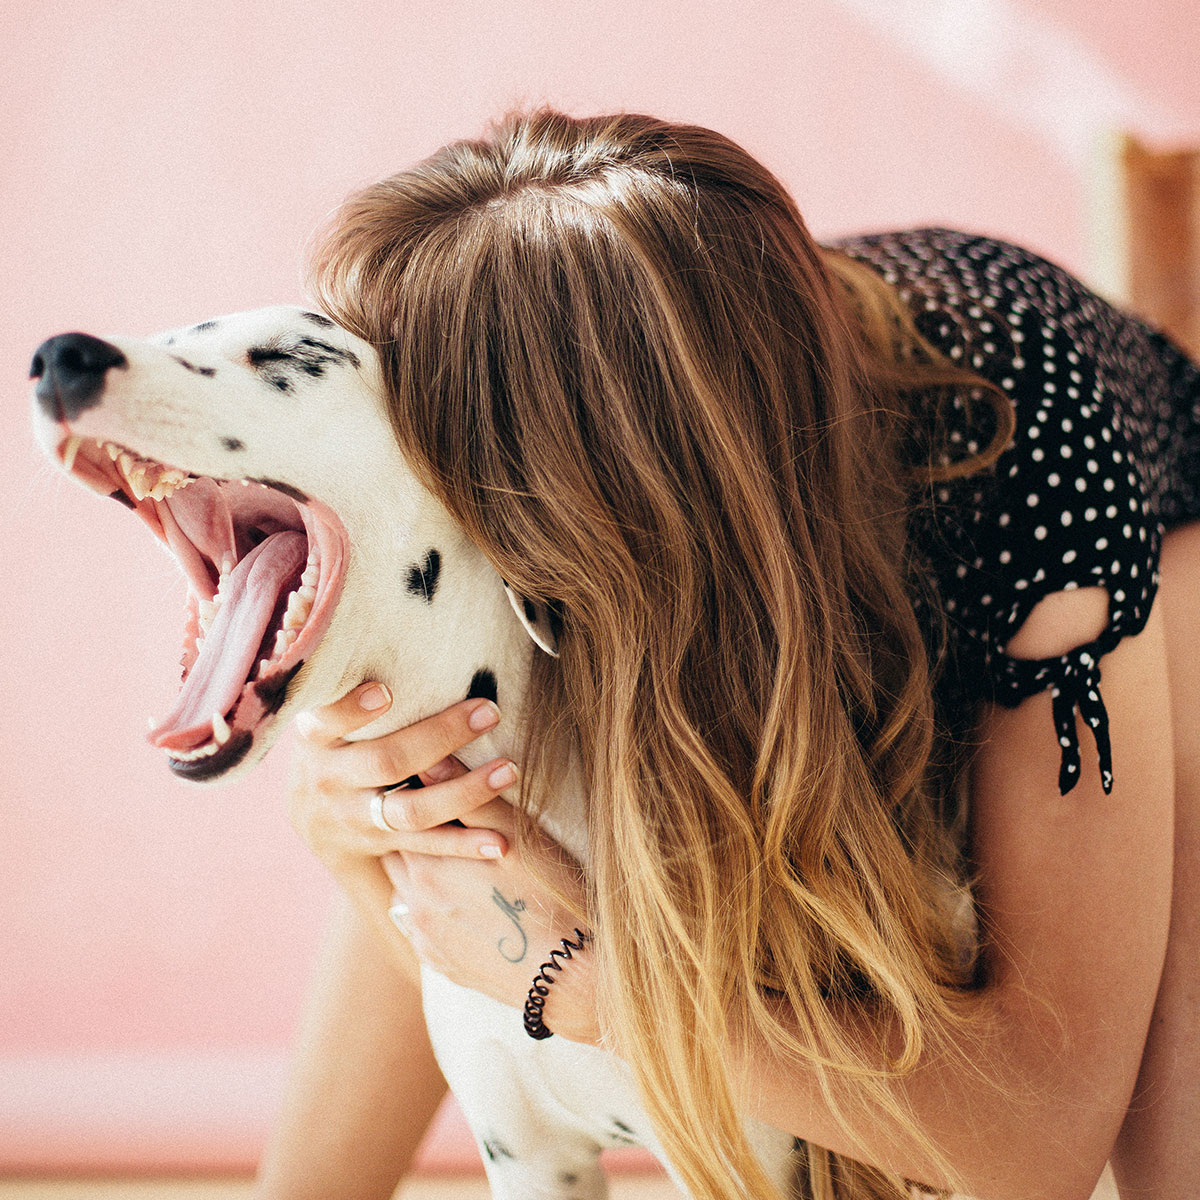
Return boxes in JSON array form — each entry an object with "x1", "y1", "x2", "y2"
[
  {"x1": 378, "y1": 821, "x2": 507, "y2": 860},
  {"x1": 337, "y1": 698, "x2": 503, "y2": 790},
  {"x1": 294, "y1": 681, "x2": 395, "y2": 746},
  {"x1": 376, "y1": 757, "x2": 519, "y2": 835},
  {"x1": 288, "y1": 686, "x2": 518, "y2": 864}
]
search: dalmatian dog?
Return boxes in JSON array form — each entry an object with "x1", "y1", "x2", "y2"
[{"x1": 30, "y1": 306, "x2": 799, "y2": 1199}]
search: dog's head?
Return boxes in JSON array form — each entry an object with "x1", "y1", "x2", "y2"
[{"x1": 30, "y1": 306, "x2": 552, "y2": 783}]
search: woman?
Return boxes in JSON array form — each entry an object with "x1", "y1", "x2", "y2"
[{"x1": 257, "y1": 110, "x2": 1197, "y2": 1200}]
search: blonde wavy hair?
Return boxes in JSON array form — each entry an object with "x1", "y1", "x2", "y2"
[{"x1": 310, "y1": 110, "x2": 1013, "y2": 1200}]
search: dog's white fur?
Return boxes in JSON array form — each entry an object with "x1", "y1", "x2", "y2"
[{"x1": 33, "y1": 306, "x2": 798, "y2": 1198}]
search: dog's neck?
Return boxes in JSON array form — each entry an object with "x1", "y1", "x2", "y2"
[{"x1": 330, "y1": 529, "x2": 589, "y2": 863}]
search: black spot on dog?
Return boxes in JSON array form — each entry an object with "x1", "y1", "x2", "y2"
[
  {"x1": 220, "y1": 437, "x2": 245, "y2": 452},
  {"x1": 522, "y1": 598, "x2": 538, "y2": 624},
  {"x1": 466, "y1": 669, "x2": 498, "y2": 705},
  {"x1": 167, "y1": 729, "x2": 253, "y2": 781},
  {"x1": 171, "y1": 355, "x2": 216, "y2": 377},
  {"x1": 249, "y1": 338, "x2": 359, "y2": 388},
  {"x1": 109, "y1": 490, "x2": 137, "y2": 509},
  {"x1": 191, "y1": 320, "x2": 219, "y2": 333},
  {"x1": 405, "y1": 549, "x2": 441, "y2": 602},
  {"x1": 251, "y1": 479, "x2": 309, "y2": 503},
  {"x1": 558, "y1": 1172, "x2": 578, "y2": 1187},
  {"x1": 301, "y1": 310, "x2": 335, "y2": 328},
  {"x1": 253, "y1": 659, "x2": 304, "y2": 717},
  {"x1": 481, "y1": 1138, "x2": 515, "y2": 1163},
  {"x1": 163, "y1": 336, "x2": 176, "y2": 346}
]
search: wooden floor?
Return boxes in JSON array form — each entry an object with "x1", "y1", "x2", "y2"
[{"x1": 0, "y1": 1169, "x2": 1119, "y2": 1199}]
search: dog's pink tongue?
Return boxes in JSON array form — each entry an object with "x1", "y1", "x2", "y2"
[{"x1": 149, "y1": 531, "x2": 307, "y2": 750}]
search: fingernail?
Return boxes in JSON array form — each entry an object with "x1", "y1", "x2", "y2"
[
  {"x1": 479, "y1": 842, "x2": 505, "y2": 859},
  {"x1": 294, "y1": 711, "x2": 319, "y2": 738},
  {"x1": 468, "y1": 700, "x2": 500, "y2": 732},
  {"x1": 359, "y1": 684, "x2": 391, "y2": 711},
  {"x1": 487, "y1": 761, "x2": 518, "y2": 790}
]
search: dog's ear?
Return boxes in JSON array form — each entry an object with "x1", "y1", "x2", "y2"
[{"x1": 502, "y1": 581, "x2": 560, "y2": 657}]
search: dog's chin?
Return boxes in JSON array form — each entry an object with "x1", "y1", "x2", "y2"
[{"x1": 167, "y1": 727, "x2": 258, "y2": 782}]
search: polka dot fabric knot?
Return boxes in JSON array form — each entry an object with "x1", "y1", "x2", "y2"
[
  {"x1": 1052, "y1": 649, "x2": 1113, "y2": 795},
  {"x1": 832, "y1": 228, "x2": 1200, "y2": 798},
  {"x1": 998, "y1": 645, "x2": 1114, "y2": 795}
]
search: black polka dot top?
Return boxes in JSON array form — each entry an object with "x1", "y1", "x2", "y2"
[{"x1": 832, "y1": 229, "x2": 1200, "y2": 795}]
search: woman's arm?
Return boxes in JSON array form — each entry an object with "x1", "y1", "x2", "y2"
[
  {"x1": 734, "y1": 593, "x2": 1174, "y2": 1199},
  {"x1": 255, "y1": 895, "x2": 446, "y2": 1200}
]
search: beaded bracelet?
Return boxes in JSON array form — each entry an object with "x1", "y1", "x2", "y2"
[{"x1": 522, "y1": 928, "x2": 592, "y2": 1040}]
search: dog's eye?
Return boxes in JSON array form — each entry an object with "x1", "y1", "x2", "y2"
[{"x1": 248, "y1": 346, "x2": 295, "y2": 367}]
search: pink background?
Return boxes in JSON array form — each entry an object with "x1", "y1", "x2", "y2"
[{"x1": 3, "y1": 0, "x2": 1197, "y2": 1175}]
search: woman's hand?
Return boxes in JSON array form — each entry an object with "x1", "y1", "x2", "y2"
[
  {"x1": 381, "y1": 803, "x2": 601, "y2": 1044},
  {"x1": 288, "y1": 682, "x2": 601, "y2": 1044},
  {"x1": 288, "y1": 682, "x2": 515, "y2": 884}
]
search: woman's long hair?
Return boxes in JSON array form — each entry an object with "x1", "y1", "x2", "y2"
[{"x1": 310, "y1": 110, "x2": 1012, "y2": 1200}]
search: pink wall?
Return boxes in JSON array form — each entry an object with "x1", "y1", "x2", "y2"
[{"x1": 3, "y1": 0, "x2": 1197, "y2": 1174}]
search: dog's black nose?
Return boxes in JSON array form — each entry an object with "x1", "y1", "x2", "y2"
[{"x1": 31, "y1": 332, "x2": 128, "y2": 421}]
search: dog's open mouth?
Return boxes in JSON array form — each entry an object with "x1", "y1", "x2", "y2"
[{"x1": 57, "y1": 433, "x2": 347, "y2": 779}]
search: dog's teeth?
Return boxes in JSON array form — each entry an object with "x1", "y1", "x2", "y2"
[
  {"x1": 257, "y1": 658, "x2": 271, "y2": 679},
  {"x1": 167, "y1": 740, "x2": 221, "y2": 762},
  {"x1": 150, "y1": 481, "x2": 169, "y2": 501},
  {"x1": 298, "y1": 584, "x2": 317, "y2": 603},
  {"x1": 300, "y1": 562, "x2": 319, "y2": 589},
  {"x1": 211, "y1": 711, "x2": 231, "y2": 745},
  {"x1": 198, "y1": 598, "x2": 219, "y2": 638},
  {"x1": 271, "y1": 626, "x2": 299, "y2": 658},
  {"x1": 62, "y1": 436, "x2": 83, "y2": 472},
  {"x1": 282, "y1": 586, "x2": 313, "y2": 631},
  {"x1": 105, "y1": 442, "x2": 122, "y2": 462},
  {"x1": 129, "y1": 471, "x2": 150, "y2": 502}
]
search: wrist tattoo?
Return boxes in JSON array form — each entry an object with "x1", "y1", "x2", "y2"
[{"x1": 492, "y1": 887, "x2": 528, "y2": 963}]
